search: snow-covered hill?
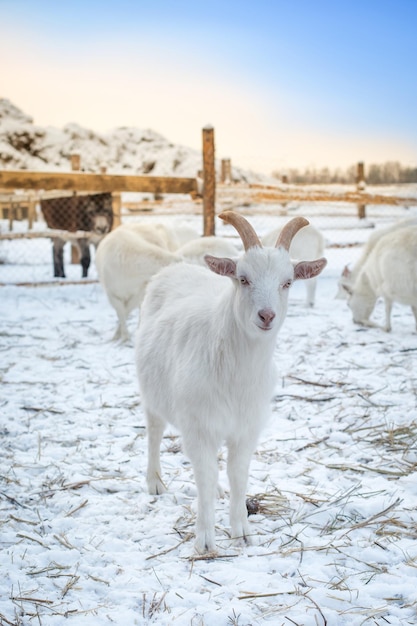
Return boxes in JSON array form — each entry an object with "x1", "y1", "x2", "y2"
[{"x1": 0, "y1": 98, "x2": 267, "y2": 183}]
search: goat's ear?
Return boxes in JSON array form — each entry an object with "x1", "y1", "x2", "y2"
[
  {"x1": 204, "y1": 255, "x2": 237, "y2": 277},
  {"x1": 293, "y1": 258, "x2": 327, "y2": 281}
]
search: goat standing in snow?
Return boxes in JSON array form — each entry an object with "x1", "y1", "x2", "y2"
[
  {"x1": 95, "y1": 222, "x2": 238, "y2": 341},
  {"x1": 135, "y1": 211, "x2": 327, "y2": 553},
  {"x1": 95, "y1": 223, "x2": 185, "y2": 341},
  {"x1": 343, "y1": 225, "x2": 417, "y2": 331},
  {"x1": 337, "y1": 217, "x2": 417, "y2": 300}
]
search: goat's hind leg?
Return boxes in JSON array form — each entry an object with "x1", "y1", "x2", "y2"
[
  {"x1": 411, "y1": 305, "x2": 417, "y2": 332},
  {"x1": 383, "y1": 298, "x2": 393, "y2": 332},
  {"x1": 146, "y1": 410, "x2": 167, "y2": 495},
  {"x1": 108, "y1": 295, "x2": 130, "y2": 341}
]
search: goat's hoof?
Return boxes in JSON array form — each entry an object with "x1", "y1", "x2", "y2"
[
  {"x1": 231, "y1": 519, "x2": 253, "y2": 547},
  {"x1": 147, "y1": 478, "x2": 167, "y2": 495},
  {"x1": 194, "y1": 546, "x2": 218, "y2": 557},
  {"x1": 232, "y1": 533, "x2": 253, "y2": 548},
  {"x1": 194, "y1": 534, "x2": 216, "y2": 555}
]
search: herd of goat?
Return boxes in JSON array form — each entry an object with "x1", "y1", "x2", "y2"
[
  {"x1": 40, "y1": 199, "x2": 417, "y2": 553},
  {"x1": 39, "y1": 194, "x2": 417, "y2": 336},
  {"x1": 92, "y1": 213, "x2": 417, "y2": 340}
]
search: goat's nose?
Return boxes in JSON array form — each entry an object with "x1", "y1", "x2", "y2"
[{"x1": 258, "y1": 308, "x2": 275, "y2": 326}]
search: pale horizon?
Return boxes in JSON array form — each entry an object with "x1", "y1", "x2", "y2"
[{"x1": 1, "y1": 0, "x2": 416, "y2": 176}]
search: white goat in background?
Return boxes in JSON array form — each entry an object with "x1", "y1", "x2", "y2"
[
  {"x1": 135, "y1": 211, "x2": 327, "y2": 553},
  {"x1": 263, "y1": 222, "x2": 325, "y2": 307},
  {"x1": 122, "y1": 222, "x2": 200, "y2": 251},
  {"x1": 337, "y1": 216, "x2": 417, "y2": 299},
  {"x1": 95, "y1": 222, "x2": 238, "y2": 341},
  {"x1": 343, "y1": 225, "x2": 417, "y2": 331}
]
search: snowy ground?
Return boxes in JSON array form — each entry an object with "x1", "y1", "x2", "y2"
[{"x1": 1, "y1": 234, "x2": 417, "y2": 625}]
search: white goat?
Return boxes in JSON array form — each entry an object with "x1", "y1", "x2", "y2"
[
  {"x1": 176, "y1": 235, "x2": 239, "y2": 265},
  {"x1": 135, "y1": 212, "x2": 327, "y2": 553},
  {"x1": 344, "y1": 226, "x2": 417, "y2": 331},
  {"x1": 262, "y1": 222, "x2": 324, "y2": 307},
  {"x1": 95, "y1": 223, "x2": 238, "y2": 341},
  {"x1": 117, "y1": 221, "x2": 199, "y2": 251},
  {"x1": 337, "y1": 217, "x2": 417, "y2": 299}
]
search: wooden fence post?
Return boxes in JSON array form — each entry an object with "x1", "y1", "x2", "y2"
[
  {"x1": 202, "y1": 125, "x2": 216, "y2": 236},
  {"x1": 112, "y1": 192, "x2": 122, "y2": 229},
  {"x1": 28, "y1": 195, "x2": 37, "y2": 229},
  {"x1": 356, "y1": 162, "x2": 365, "y2": 189},
  {"x1": 221, "y1": 158, "x2": 232, "y2": 184},
  {"x1": 71, "y1": 153, "x2": 81, "y2": 172},
  {"x1": 356, "y1": 161, "x2": 366, "y2": 219}
]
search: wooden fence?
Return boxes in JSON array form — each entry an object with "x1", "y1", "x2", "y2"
[
  {"x1": 1, "y1": 127, "x2": 416, "y2": 245},
  {"x1": 0, "y1": 126, "x2": 216, "y2": 237}
]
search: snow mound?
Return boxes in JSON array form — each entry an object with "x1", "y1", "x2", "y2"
[{"x1": 0, "y1": 98, "x2": 267, "y2": 183}]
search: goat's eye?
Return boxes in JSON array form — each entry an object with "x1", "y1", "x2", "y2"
[
  {"x1": 282, "y1": 279, "x2": 292, "y2": 290},
  {"x1": 239, "y1": 276, "x2": 250, "y2": 286}
]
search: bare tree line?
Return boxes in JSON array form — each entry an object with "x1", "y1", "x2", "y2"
[{"x1": 272, "y1": 161, "x2": 417, "y2": 185}]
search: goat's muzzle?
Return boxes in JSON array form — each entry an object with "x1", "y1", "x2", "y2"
[{"x1": 257, "y1": 308, "x2": 276, "y2": 330}]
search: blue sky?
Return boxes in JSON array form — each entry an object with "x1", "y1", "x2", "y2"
[{"x1": 1, "y1": 0, "x2": 416, "y2": 174}]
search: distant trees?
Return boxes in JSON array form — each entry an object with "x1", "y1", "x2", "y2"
[
  {"x1": 272, "y1": 161, "x2": 417, "y2": 184},
  {"x1": 366, "y1": 162, "x2": 417, "y2": 184}
]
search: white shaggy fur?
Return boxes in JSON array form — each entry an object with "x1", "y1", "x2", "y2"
[
  {"x1": 117, "y1": 221, "x2": 199, "y2": 251},
  {"x1": 135, "y1": 212, "x2": 327, "y2": 553},
  {"x1": 262, "y1": 223, "x2": 325, "y2": 306},
  {"x1": 176, "y1": 235, "x2": 239, "y2": 265},
  {"x1": 344, "y1": 225, "x2": 417, "y2": 331}
]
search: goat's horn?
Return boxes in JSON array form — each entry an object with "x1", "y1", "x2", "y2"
[
  {"x1": 276, "y1": 217, "x2": 309, "y2": 250},
  {"x1": 219, "y1": 211, "x2": 262, "y2": 251}
]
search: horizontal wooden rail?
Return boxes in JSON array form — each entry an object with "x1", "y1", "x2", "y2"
[
  {"x1": 245, "y1": 184, "x2": 416, "y2": 206},
  {"x1": 0, "y1": 229, "x2": 102, "y2": 244},
  {"x1": 0, "y1": 170, "x2": 198, "y2": 195}
]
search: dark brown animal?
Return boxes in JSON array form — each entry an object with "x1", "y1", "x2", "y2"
[{"x1": 40, "y1": 193, "x2": 113, "y2": 278}]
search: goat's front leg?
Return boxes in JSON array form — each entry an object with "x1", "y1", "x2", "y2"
[
  {"x1": 227, "y1": 440, "x2": 255, "y2": 545},
  {"x1": 79, "y1": 239, "x2": 91, "y2": 278},
  {"x1": 184, "y1": 435, "x2": 219, "y2": 554},
  {"x1": 52, "y1": 238, "x2": 65, "y2": 278}
]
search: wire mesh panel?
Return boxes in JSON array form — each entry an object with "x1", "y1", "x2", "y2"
[
  {"x1": 39, "y1": 193, "x2": 113, "y2": 278},
  {"x1": 0, "y1": 192, "x2": 114, "y2": 283},
  {"x1": 1, "y1": 185, "x2": 416, "y2": 285}
]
